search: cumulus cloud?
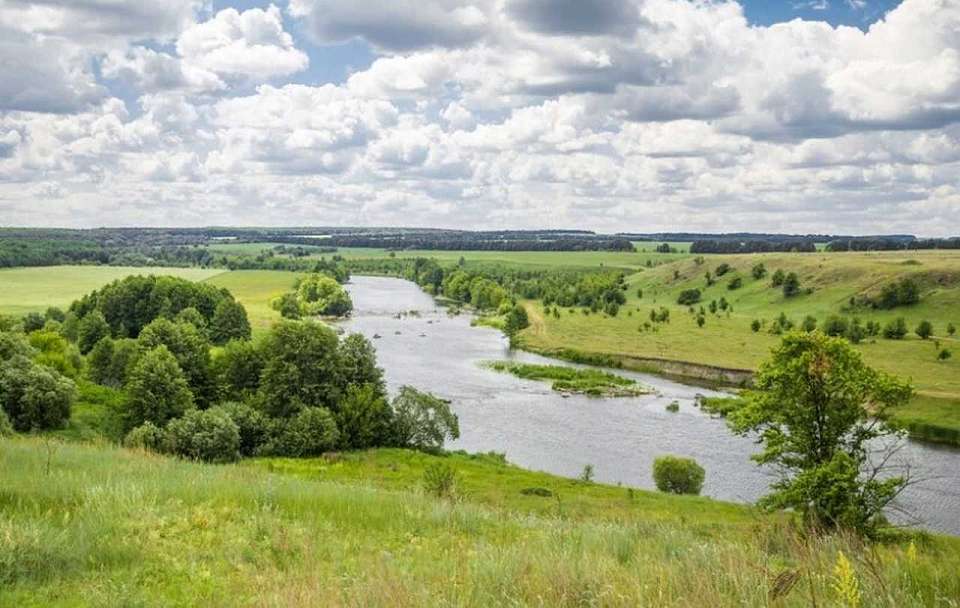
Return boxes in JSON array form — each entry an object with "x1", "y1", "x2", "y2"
[{"x1": 2, "y1": 0, "x2": 960, "y2": 234}]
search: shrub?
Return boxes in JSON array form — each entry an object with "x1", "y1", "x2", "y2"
[
  {"x1": 801, "y1": 315, "x2": 818, "y2": 332},
  {"x1": 77, "y1": 311, "x2": 111, "y2": 354},
  {"x1": 22, "y1": 312, "x2": 45, "y2": 333},
  {"x1": 883, "y1": 318, "x2": 908, "y2": 340},
  {"x1": 751, "y1": 319, "x2": 762, "y2": 332},
  {"x1": 938, "y1": 349, "x2": 952, "y2": 362},
  {"x1": 123, "y1": 346, "x2": 194, "y2": 431},
  {"x1": 164, "y1": 408, "x2": 241, "y2": 463},
  {"x1": 44, "y1": 307, "x2": 66, "y2": 323},
  {"x1": 392, "y1": 386, "x2": 460, "y2": 452},
  {"x1": 0, "y1": 330, "x2": 35, "y2": 361},
  {"x1": 87, "y1": 337, "x2": 140, "y2": 388},
  {"x1": 714, "y1": 263, "x2": 731, "y2": 277},
  {"x1": 653, "y1": 455, "x2": 705, "y2": 495},
  {"x1": 947, "y1": 322, "x2": 956, "y2": 336},
  {"x1": 677, "y1": 289, "x2": 701, "y2": 305},
  {"x1": 771, "y1": 269, "x2": 785, "y2": 287},
  {"x1": 846, "y1": 319, "x2": 866, "y2": 344},
  {"x1": 916, "y1": 320, "x2": 933, "y2": 340},
  {"x1": 727, "y1": 277, "x2": 743, "y2": 290},
  {"x1": 0, "y1": 355, "x2": 76, "y2": 432},
  {"x1": 123, "y1": 421, "x2": 165, "y2": 452},
  {"x1": 782, "y1": 272, "x2": 801, "y2": 298},
  {"x1": 823, "y1": 316, "x2": 848, "y2": 337},
  {"x1": 28, "y1": 330, "x2": 83, "y2": 379},
  {"x1": 877, "y1": 278, "x2": 920, "y2": 309},
  {"x1": 422, "y1": 462, "x2": 459, "y2": 499},
  {"x1": 264, "y1": 407, "x2": 340, "y2": 457},
  {"x1": 751, "y1": 263, "x2": 767, "y2": 280},
  {"x1": 666, "y1": 401, "x2": 680, "y2": 412},
  {"x1": 213, "y1": 401, "x2": 269, "y2": 457},
  {"x1": 213, "y1": 339, "x2": 264, "y2": 401},
  {"x1": 520, "y1": 487, "x2": 553, "y2": 497}
]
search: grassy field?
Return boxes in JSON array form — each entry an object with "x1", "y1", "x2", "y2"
[
  {"x1": 512, "y1": 249, "x2": 960, "y2": 443},
  {"x1": 0, "y1": 266, "x2": 226, "y2": 316},
  {"x1": 203, "y1": 270, "x2": 301, "y2": 336},
  {"x1": 2, "y1": 436, "x2": 958, "y2": 607}
]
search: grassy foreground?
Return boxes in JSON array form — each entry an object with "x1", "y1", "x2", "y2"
[{"x1": 3, "y1": 437, "x2": 960, "y2": 607}]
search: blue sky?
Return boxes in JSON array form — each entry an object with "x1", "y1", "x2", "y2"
[{"x1": 0, "y1": 0, "x2": 957, "y2": 234}]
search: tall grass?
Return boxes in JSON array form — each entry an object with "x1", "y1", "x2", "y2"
[{"x1": 2, "y1": 437, "x2": 958, "y2": 606}]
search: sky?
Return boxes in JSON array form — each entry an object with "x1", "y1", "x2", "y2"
[{"x1": 0, "y1": 0, "x2": 958, "y2": 236}]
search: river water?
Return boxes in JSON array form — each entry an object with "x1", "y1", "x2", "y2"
[{"x1": 340, "y1": 276, "x2": 960, "y2": 535}]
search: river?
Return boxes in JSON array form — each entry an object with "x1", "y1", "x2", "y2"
[{"x1": 340, "y1": 276, "x2": 960, "y2": 535}]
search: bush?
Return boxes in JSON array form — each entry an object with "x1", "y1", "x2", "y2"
[
  {"x1": 77, "y1": 311, "x2": 111, "y2": 354},
  {"x1": 714, "y1": 263, "x2": 731, "y2": 277},
  {"x1": 87, "y1": 337, "x2": 140, "y2": 387},
  {"x1": 213, "y1": 401, "x2": 269, "y2": 457},
  {"x1": 264, "y1": 406, "x2": 340, "y2": 457},
  {"x1": 782, "y1": 272, "x2": 801, "y2": 298},
  {"x1": 422, "y1": 462, "x2": 459, "y2": 499},
  {"x1": 392, "y1": 386, "x2": 460, "y2": 452},
  {"x1": 771, "y1": 269, "x2": 785, "y2": 287},
  {"x1": 727, "y1": 277, "x2": 742, "y2": 290},
  {"x1": 213, "y1": 339, "x2": 264, "y2": 401},
  {"x1": 750, "y1": 319, "x2": 762, "y2": 332},
  {"x1": 210, "y1": 299, "x2": 252, "y2": 345},
  {"x1": 823, "y1": 316, "x2": 848, "y2": 337},
  {"x1": 653, "y1": 455, "x2": 705, "y2": 495},
  {"x1": 801, "y1": 315, "x2": 818, "y2": 332},
  {"x1": 164, "y1": 408, "x2": 241, "y2": 463},
  {"x1": 877, "y1": 278, "x2": 920, "y2": 309},
  {"x1": 916, "y1": 320, "x2": 933, "y2": 340},
  {"x1": 0, "y1": 355, "x2": 76, "y2": 432},
  {"x1": 22, "y1": 312, "x2": 45, "y2": 333},
  {"x1": 677, "y1": 289, "x2": 701, "y2": 305},
  {"x1": 938, "y1": 349, "x2": 952, "y2": 362},
  {"x1": 751, "y1": 263, "x2": 767, "y2": 280},
  {"x1": 123, "y1": 421, "x2": 165, "y2": 452},
  {"x1": 883, "y1": 318, "x2": 908, "y2": 340}
]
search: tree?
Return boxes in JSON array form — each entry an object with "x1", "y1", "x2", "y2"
[
  {"x1": 392, "y1": 386, "x2": 460, "y2": 452},
  {"x1": 210, "y1": 299, "x2": 251, "y2": 345},
  {"x1": 264, "y1": 406, "x2": 340, "y2": 457},
  {"x1": 727, "y1": 332, "x2": 912, "y2": 535},
  {"x1": 727, "y1": 277, "x2": 743, "y2": 290},
  {"x1": 77, "y1": 310, "x2": 111, "y2": 354},
  {"x1": 336, "y1": 333, "x2": 386, "y2": 398},
  {"x1": 751, "y1": 263, "x2": 767, "y2": 280},
  {"x1": 258, "y1": 320, "x2": 341, "y2": 418},
  {"x1": 87, "y1": 337, "x2": 140, "y2": 388},
  {"x1": 653, "y1": 456, "x2": 705, "y2": 495},
  {"x1": 782, "y1": 272, "x2": 801, "y2": 298},
  {"x1": 213, "y1": 402, "x2": 268, "y2": 457},
  {"x1": 0, "y1": 355, "x2": 76, "y2": 431},
  {"x1": 948, "y1": 323, "x2": 956, "y2": 337},
  {"x1": 336, "y1": 383, "x2": 394, "y2": 449},
  {"x1": 163, "y1": 408, "x2": 241, "y2": 463},
  {"x1": 771, "y1": 269, "x2": 785, "y2": 287},
  {"x1": 212, "y1": 339, "x2": 265, "y2": 401},
  {"x1": 677, "y1": 289, "x2": 701, "y2": 305},
  {"x1": 751, "y1": 319, "x2": 762, "y2": 332},
  {"x1": 915, "y1": 320, "x2": 933, "y2": 340},
  {"x1": 801, "y1": 315, "x2": 818, "y2": 332},
  {"x1": 938, "y1": 349, "x2": 952, "y2": 362},
  {"x1": 123, "y1": 346, "x2": 194, "y2": 430},
  {"x1": 883, "y1": 318, "x2": 908, "y2": 340},
  {"x1": 823, "y1": 316, "x2": 848, "y2": 337},
  {"x1": 45, "y1": 307, "x2": 66, "y2": 323},
  {"x1": 138, "y1": 318, "x2": 215, "y2": 406},
  {"x1": 0, "y1": 330, "x2": 35, "y2": 361},
  {"x1": 22, "y1": 312, "x2": 45, "y2": 333},
  {"x1": 503, "y1": 305, "x2": 530, "y2": 342},
  {"x1": 292, "y1": 274, "x2": 353, "y2": 317}
]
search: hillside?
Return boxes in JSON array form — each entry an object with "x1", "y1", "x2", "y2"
[
  {"x1": 519, "y1": 250, "x2": 960, "y2": 444},
  {"x1": 2, "y1": 437, "x2": 959, "y2": 607}
]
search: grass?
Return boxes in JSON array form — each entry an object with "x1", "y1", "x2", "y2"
[
  {"x1": 203, "y1": 270, "x2": 302, "y2": 336},
  {"x1": 0, "y1": 266, "x2": 226, "y2": 316},
  {"x1": 2, "y1": 437, "x2": 959, "y2": 607},
  {"x1": 482, "y1": 361, "x2": 651, "y2": 397},
  {"x1": 516, "y1": 249, "x2": 960, "y2": 443}
]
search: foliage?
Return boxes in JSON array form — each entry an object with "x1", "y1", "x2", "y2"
[
  {"x1": 28, "y1": 330, "x2": 83, "y2": 378},
  {"x1": 727, "y1": 332, "x2": 912, "y2": 535},
  {"x1": 212, "y1": 339, "x2": 265, "y2": 401},
  {"x1": 915, "y1": 320, "x2": 933, "y2": 339},
  {"x1": 392, "y1": 386, "x2": 460, "y2": 452},
  {"x1": 677, "y1": 289, "x2": 701, "y2": 305},
  {"x1": 751, "y1": 263, "x2": 767, "y2": 279},
  {"x1": 295, "y1": 273, "x2": 353, "y2": 317},
  {"x1": 123, "y1": 421, "x2": 165, "y2": 452},
  {"x1": 782, "y1": 272, "x2": 801, "y2": 298},
  {"x1": 257, "y1": 320, "x2": 341, "y2": 418},
  {"x1": 0, "y1": 408, "x2": 12, "y2": 437},
  {"x1": 503, "y1": 304, "x2": 530, "y2": 339},
  {"x1": 163, "y1": 408, "x2": 241, "y2": 463},
  {"x1": 875, "y1": 278, "x2": 921, "y2": 309},
  {"x1": 77, "y1": 310, "x2": 110, "y2": 354},
  {"x1": 87, "y1": 337, "x2": 140, "y2": 388},
  {"x1": 422, "y1": 462, "x2": 459, "y2": 499},
  {"x1": 210, "y1": 298, "x2": 252, "y2": 344},
  {"x1": 484, "y1": 361, "x2": 648, "y2": 397},
  {"x1": 653, "y1": 456, "x2": 705, "y2": 495},
  {"x1": 727, "y1": 276, "x2": 743, "y2": 290},
  {"x1": 771, "y1": 269, "x2": 785, "y2": 287},
  {"x1": 263, "y1": 406, "x2": 340, "y2": 457},
  {"x1": 0, "y1": 355, "x2": 76, "y2": 431},
  {"x1": 138, "y1": 317, "x2": 216, "y2": 406},
  {"x1": 883, "y1": 317, "x2": 908, "y2": 340},
  {"x1": 336, "y1": 383, "x2": 394, "y2": 450},
  {"x1": 213, "y1": 401, "x2": 269, "y2": 457},
  {"x1": 123, "y1": 346, "x2": 194, "y2": 431},
  {"x1": 336, "y1": 333, "x2": 386, "y2": 397}
]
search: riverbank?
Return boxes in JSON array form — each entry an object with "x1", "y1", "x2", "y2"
[{"x1": 3, "y1": 436, "x2": 959, "y2": 606}]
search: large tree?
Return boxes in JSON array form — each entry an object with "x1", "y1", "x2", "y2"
[
  {"x1": 0, "y1": 355, "x2": 76, "y2": 431},
  {"x1": 728, "y1": 331, "x2": 912, "y2": 535},
  {"x1": 124, "y1": 346, "x2": 194, "y2": 430},
  {"x1": 257, "y1": 320, "x2": 341, "y2": 418}
]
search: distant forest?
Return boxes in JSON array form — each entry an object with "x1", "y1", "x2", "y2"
[{"x1": 1, "y1": 227, "x2": 959, "y2": 268}]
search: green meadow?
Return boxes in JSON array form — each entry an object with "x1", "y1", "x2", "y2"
[
  {"x1": 0, "y1": 266, "x2": 225, "y2": 316},
  {"x1": 3, "y1": 436, "x2": 958, "y2": 607}
]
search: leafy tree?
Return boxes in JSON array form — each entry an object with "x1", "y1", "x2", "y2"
[
  {"x1": 677, "y1": 289, "x2": 701, "y2": 305},
  {"x1": 292, "y1": 273, "x2": 353, "y2": 317},
  {"x1": 28, "y1": 330, "x2": 83, "y2": 378},
  {"x1": 264, "y1": 406, "x2": 340, "y2": 457},
  {"x1": 782, "y1": 272, "x2": 801, "y2": 298},
  {"x1": 727, "y1": 332, "x2": 912, "y2": 535},
  {"x1": 751, "y1": 263, "x2": 767, "y2": 280},
  {"x1": 653, "y1": 456, "x2": 705, "y2": 495},
  {"x1": 210, "y1": 298, "x2": 252, "y2": 344},
  {"x1": 915, "y1": 320, "x2": 933, "y2": 340},
  {"x1": 392, "y1": 386, "x2": 460, "y2": 452},
  {"x1": 213, "y1": 401, "x2": 269, "y2": 457},
  {"x1": 273, "y1": 292, "x2": 301, "y2": 319},
  {"x1": 771, "y1": 269, "x2": 786, "y2": 287},
  {"x1": 87, "y1": 337, "x2": 140, "y2": 387},
  {"x1": 138, "y1": 318, "x2": 215, "y2": 406},
  {"x1": 336, "y1": 333, "x2": 386, "y2": 397},
  {"x1": 163, "y1": 408, "x2": 241, "y2": 463},
  {"x1": 258, "y1": 320, "x2": 341, "y2": 418},
  {"x1": 45, "y1": 307, "x2": 66, "y2": 323},
  {"x1": 77, "y1": 310, "x2": 111, "y2": 354},
  {"x1": 123, "y1": 345, "x2": 194, "y2": 431},
  {"x1": 883, "y1": 318, "x2": 908, "y2": 340},
  {"x1": 212, "y1": 339, "x2": 265, "y2": 401},
  {"x1": 0, "y1": 330, "x2": 35, "y2": 361},
  {"x1": 174, "y1": 307, "x2": 208, "y2": 336},
  {"x1": 22, "y1": 312, "x2": 45, "y2": 333},
  {"x1": 336, "y1": 383, "x2": 394, "y2": 449},
  {"x1": 0, "y1": 355, "x2": 76, "y2": 431}
]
